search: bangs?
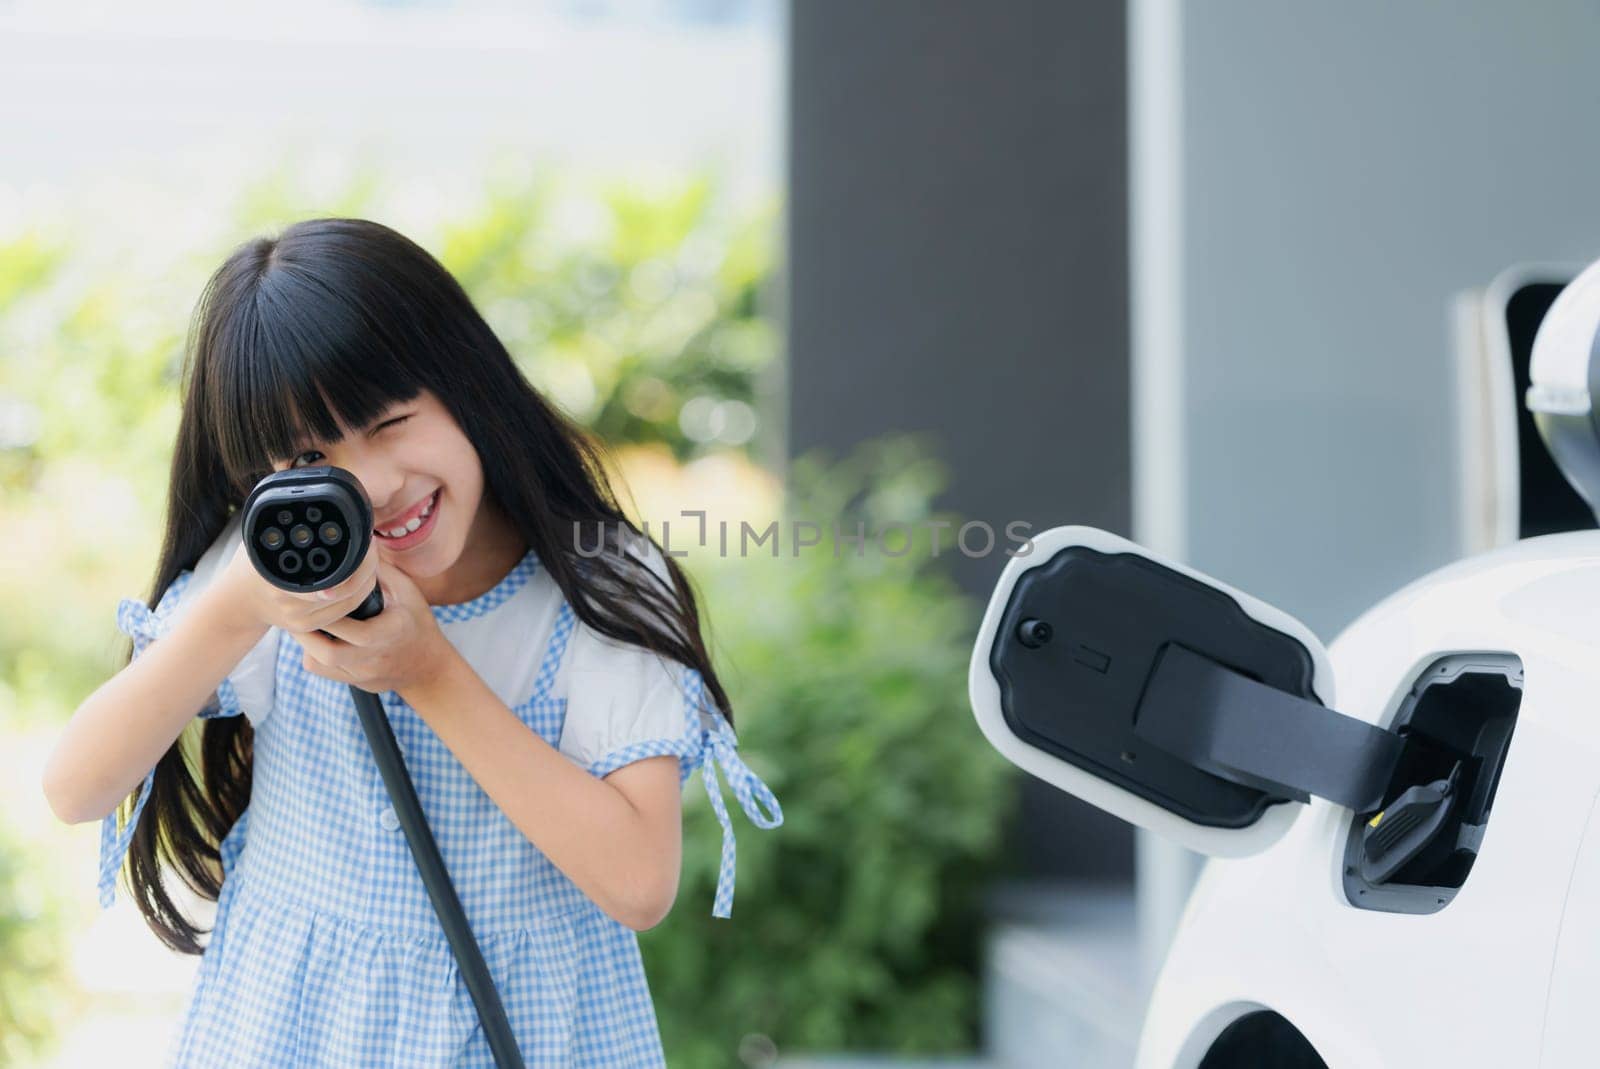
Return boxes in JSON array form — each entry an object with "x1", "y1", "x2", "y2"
[{"x1": 203, "y1": 265, "x2": 425, "y2": 497}]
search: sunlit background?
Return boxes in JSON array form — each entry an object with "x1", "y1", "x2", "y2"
[{"x1": 3, "y1": 0, "x2": 790, "y2": 1065}]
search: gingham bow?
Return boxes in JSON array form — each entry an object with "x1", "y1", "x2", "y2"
[
  {"x1": 116, "y1": 595, "x2": 166, "y2": 657},
  {"x1": 98, "y1": 597, "x2": 167, "y2": 909},
  {"x1": 686, "y1": 673, "x2": 782, "y2": 919},
  {"x1": 98, "y1": 769, "x2": 156, "y2": 908}
]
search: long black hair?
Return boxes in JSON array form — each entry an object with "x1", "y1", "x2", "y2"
[{"x1": 117, "y1": 217, "x2": 729, "y2": 954}]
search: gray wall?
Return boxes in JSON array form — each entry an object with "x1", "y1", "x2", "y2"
[
  {"x1": 1173, "y1": 0, "x2": 1600, "y2": 637},
  {"x1": 787, "y1": 0, "x2": 1133, "y2": 879}
]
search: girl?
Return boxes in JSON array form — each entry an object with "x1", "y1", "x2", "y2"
[{"x1": 41, "y1": 218, "x2": 782, "y2": 1066}]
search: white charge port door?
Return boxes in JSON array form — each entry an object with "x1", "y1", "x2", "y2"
[{"x1": 968, "y1": 526, "x2": 1388, "y2": 859}]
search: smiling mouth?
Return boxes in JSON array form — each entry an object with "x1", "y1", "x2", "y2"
[{"x1": 375, "y1": 490, "x2": 439, "y2": 539}]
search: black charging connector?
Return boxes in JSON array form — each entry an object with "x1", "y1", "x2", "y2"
[{"x1": 1358, "y1": 764, "x2": 1460, "y2": 886}]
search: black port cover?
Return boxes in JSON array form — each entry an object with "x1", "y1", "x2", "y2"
[{"x1": 989, "y1": 546, "x2": 1319, "y2": 829}]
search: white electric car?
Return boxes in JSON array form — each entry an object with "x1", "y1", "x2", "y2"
[{"x1": 969, "y1": 260, "x2": 1600, "y2": 1068}]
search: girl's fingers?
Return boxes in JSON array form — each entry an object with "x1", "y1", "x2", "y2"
[
  {"x1": 322, "y1": 555, "x2": 378, "y2": 603},
  {"x1": 297, "y1": 628, "x2": 339, "y2": 660},
  {"x1": 268, "y1": 545, "x2": 381, "y2": 631},
  {"x1": 292, "y1": 552, "x2": 376, "y2": 609}
]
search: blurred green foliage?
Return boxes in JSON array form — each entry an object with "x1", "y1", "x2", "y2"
[
  {"x1": 434, "y1": 175, "x2": 778, "y2": 460},
  {"x1": 0, "y1": 817, "x2": 68, "y2": 1067},
  {"x1": 0, "y1": 226, "x2": 75, "y2": 1069},
  {"x1": 228, "y1": 164, "x2": 780, "y2": 464},
  {"x1": 643, "y1": 438, "x2": 1014, "y2": 1066}
]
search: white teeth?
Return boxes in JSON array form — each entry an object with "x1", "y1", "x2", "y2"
[{"x1": 378, "y1": 493, "x2": 437, "y2": 539}]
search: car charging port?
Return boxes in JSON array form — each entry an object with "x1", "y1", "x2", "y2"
[{"x1": 1342, "y1": 654, "x2": 1521, "y2": 914}]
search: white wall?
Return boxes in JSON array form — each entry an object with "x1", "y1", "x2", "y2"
[{"x1": 1144, "y1": 0, "x2": 1600, "y2": 639}]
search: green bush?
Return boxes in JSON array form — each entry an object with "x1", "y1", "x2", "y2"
[
  {"x1": 0, "y1": 816, "x2": 69, "y2": 1067},
  {"x1": 642, "y1": 437, "x2": 1016, "y2": 1066},
  {"x1": 228, "y1": 163, "x2": 781, "y2": 464},
  {"x1": 432, "y1": 174, "x2": 780, "y2": 464}
]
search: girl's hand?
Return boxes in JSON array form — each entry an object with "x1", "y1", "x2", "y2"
[
  {"x1": 216, "y1": 536, "x2": 383, "y2": 637},
  {"x1": 292, "y1": 556, "x2": 456, "y2": 695}
]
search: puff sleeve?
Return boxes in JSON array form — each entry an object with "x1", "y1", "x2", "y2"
[
  {"x1": 556, "y1": 542, "x2": 781, "y2": 918},
  {"x1": 97, "y1": 514, "x2": 278, "y2": 909}
]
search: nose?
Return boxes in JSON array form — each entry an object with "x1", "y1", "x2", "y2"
[{"x1": 345, "y1": 461, "x2": 406, "y2": 526}]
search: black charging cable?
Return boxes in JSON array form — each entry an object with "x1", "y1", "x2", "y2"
[{"x1": 242, "y1": 466, "x2": 525, "y2": 1069}]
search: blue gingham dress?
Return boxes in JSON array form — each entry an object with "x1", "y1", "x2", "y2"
[{"x1": 97, "y1": 549, "x2": 782, "y2": 1067}]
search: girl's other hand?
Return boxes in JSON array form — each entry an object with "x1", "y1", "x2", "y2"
[{"x1": 293, "y1": 557, "x2": 454, "y2": 695}]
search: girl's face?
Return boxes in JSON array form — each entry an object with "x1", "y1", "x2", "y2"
[{"x1": 271, "y1": 388, "x2": 525, "y2": 603}]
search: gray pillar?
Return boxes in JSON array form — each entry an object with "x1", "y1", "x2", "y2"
[{"x1": 787, "y1": 0, "x2": 1134, "y2": 880}]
